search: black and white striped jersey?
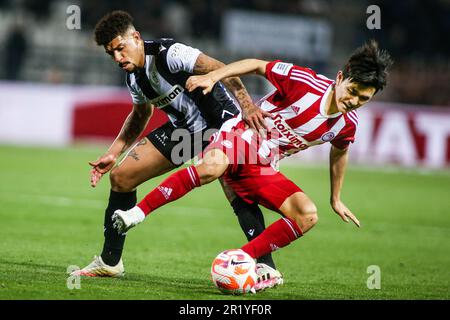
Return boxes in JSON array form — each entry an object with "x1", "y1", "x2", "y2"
[{"x1": 126, "y1": 39, "x2": 239, "y2": 133}]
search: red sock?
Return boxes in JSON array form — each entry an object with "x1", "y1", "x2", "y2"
[
  {"x1": 241, "y1": 217, "x2": 303, "y2": 259},
  {"x1": 137, "y1": 166, "x2": 200, "y2": 215}
]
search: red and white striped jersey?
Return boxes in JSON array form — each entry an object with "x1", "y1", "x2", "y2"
[
  {"x1": 209, "y1": 60, "x2": 359, "y2": 169},
  {"x1": 258, "y1": 60, "x2": 358, "y2": 159}
]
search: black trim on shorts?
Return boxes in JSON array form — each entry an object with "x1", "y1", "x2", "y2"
[{"x1": 146, "y1": 121, "x2": 213, "y2": 166}]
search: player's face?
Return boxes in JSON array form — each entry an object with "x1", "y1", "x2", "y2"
[
  {"x1": 105, "y1": 32, "x2": 144, "y2": 73},
  {"x1": 334, "y1": 72, "x2": 376, "y2": 113}
]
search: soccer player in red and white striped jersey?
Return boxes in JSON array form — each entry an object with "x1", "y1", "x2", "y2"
[
  {"x1": 202, "y1": 59, "x2": 361, "y2": 171},
  {"x1": 112, "y1": 41, "x2": 393, "y2": 291}
]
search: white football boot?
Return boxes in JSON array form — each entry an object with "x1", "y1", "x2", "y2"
[
  {"x1": 112, "y1": 206, "x2": 146, "y2": 234},
  {"x1": 71, "y1": 255, "x2": 125, "y2": 277},
  {"x1": 254, "y1": 263, "x2": 284, "y2": 292}
]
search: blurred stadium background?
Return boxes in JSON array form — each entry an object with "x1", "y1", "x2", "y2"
[
  {"x1": 0, "y1": 0, "x2": 449, "y2": 300},
  {"x1": 1, "y1": 0, "x2": 450, "y2": 167}
]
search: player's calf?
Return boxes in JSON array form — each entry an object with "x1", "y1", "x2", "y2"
[{"x1": 109, "y1": 167, "x2": 138, "y2": 192}]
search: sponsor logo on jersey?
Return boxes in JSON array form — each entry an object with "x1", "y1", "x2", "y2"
[
  {"x1": 272, "y1": 114, "x2": 309, "y2": 150},
  {"x1": 321, "y1": 131, "x2": 336, "y2": 142},
  {"x1": 149, "y1": 85, "x2": 184, "y2": 108}
]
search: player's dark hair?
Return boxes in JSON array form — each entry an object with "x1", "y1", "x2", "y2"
[
  {"x1": 342, "y1": 40, "x2": 393, "y2": 93},
  {"x1": 94, "y1": 10, "x2": 134, "y2": 46}
]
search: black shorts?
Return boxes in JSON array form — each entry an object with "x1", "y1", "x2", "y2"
[{"x1": 147, "y1": 121, "x2": 216, "y2": 166}]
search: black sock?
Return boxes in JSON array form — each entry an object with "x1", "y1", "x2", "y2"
[
  {"x1": 231, "y1": 197, "x2": 276, "y2": 269},
  {"x1": 100, "y1": 190, "x2": 137, "y2": 266}
]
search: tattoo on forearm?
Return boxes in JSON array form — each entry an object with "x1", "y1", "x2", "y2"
[
  {"x1": 194, "y1": 55, "x2": 224, "y2": 75},
  {"x1": 222, "y1": 77, "x2": 253, "y2": 111},
  {"x1": 121, "y1": 112, "x2": 148, "y2": 153},
  {"x1": 194, "y1": 63, "x2": 211, "y2": 74},
  {"x1": 224, "y1": 77, "x2": 244, "y2": 89}
]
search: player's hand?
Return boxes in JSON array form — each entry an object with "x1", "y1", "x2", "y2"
[
  {"x1": 242, "y1": 104, "x2": 273, "y2": 137},
  {"x1": 88, "y1": 154, "x2": 117, "y2": 188},
  {"x1": 331, "y1": 200, "x2": 360, "y2": 227},
  {"x1": 186, "y1": 75, "x2": 215, "y2": 95}
]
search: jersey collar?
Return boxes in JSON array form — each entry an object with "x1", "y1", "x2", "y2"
[{"x1": 320, "y1": 82, "x2": 341, "y2": 118}]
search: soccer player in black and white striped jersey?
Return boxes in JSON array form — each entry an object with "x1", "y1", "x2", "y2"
[{"x1": 72, "y1": 10, "x2": 282, "y2": 288}]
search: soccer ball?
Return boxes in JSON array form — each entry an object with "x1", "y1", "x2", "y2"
[{"x1": 210, "y1": 249, "x2": 257, "y2": 294}]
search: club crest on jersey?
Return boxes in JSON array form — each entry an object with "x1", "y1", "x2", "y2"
[
  {"x1": 321, "y1": 131, "x2": 335, "y2": 142},
  {"x1": 150, "y1": 71, "x2": 160, "y2": 86}
]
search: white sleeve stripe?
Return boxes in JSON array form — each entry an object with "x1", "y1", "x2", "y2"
[
  {"x1": 347, "y1": 113, "x2": 358, "y2": 126},
  {"x1": 290, "y1": 76, "x2": 326, "y2": 93},
  {"x1": 349, "y1": 110, "x2": 359, "y2": 119},
  {"x1": 283, "y1": 218, "x2": 300, "y2": 238},
  {"x1": 291, "y1": 69, "x2": 331, "y2": 87},
  {"x1": 187, "y1": 167, "x2": 197, "y2": 186},
  {"x1": 291, "y1": 74, "x2": 328, "y2": 91},
  {"x1": 347, "y1": 111, "x2": 359, "y2": 124},
  {"x1": 291, "y1": 70, "x2": 329, "y2": 89},
  {"x1": 316, "y1": 73, "x2": 332, "y2": 81}
]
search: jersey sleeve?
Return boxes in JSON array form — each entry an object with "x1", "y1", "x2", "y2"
[
  {"x1": 166, "y1": 42, "x2": 202, "y2": 74},
  {"x1": 264, "y1": 60, "x2": 294, "y2": 97},
  {"x1": 331, "y1": 119, "x2": 357, "y2": 150},
  {"x1": 126, "y1": 75, "x2": 148, "y2": 105}
]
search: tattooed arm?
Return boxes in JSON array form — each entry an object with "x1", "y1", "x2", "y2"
[
  {"x1": 193, "y1": 53, "x2": 272, "y2": 134},
  {"x1": 89, "y1": 102, "x2": 153, "y2": 187}
]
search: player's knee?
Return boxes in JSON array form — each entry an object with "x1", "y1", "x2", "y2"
[
  {"x1": 293, "y1": 204, "x2": 318, "y2": 231},
  {"x1": 110, "y1": 169, "x2": 136, "y2": 192},
  {"x1": 197, "y1": 163, "x2": 223, "y2": 184},
  {"x1": 307, "y1": 212, "x2": 319, "y2": 227}
]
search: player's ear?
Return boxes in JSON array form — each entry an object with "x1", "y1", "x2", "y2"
[
  {"x1": 132, "y1": 31, "x2": 141, "y2": 42},
  {"x1": 336, "y1": 71, "x2": 343, "y2": 84}
]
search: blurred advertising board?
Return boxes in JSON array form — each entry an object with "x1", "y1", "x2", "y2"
[
  {"x1": 0, "y1": 83, "x2": 449, "y2": 169},
  {"x1": 222, "y1": 10, "x2": 332, "y2": 61}
]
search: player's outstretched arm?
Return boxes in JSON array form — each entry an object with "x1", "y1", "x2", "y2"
[
  {"x1": 329, "y1": 145, "x2": 361, "y2": 227},
  {"x1": 191, "y1": 55, "x2": 271, "y2": 133},
  {"x1": 187, "y1": 59, "x2": 268, "y2": 95},
  {"x1": 89, "y1": 102, "x2": 153, "y2": 187}
]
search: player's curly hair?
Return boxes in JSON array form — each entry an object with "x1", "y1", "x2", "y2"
[
  {"x1": 94, "y1": 10, "x2": 134, "y2": 46},
  {"x1": 343, "y1": 40, "x2": 393, "y2": 93}
]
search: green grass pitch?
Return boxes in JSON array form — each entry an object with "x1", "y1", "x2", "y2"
[{"x1": 0, "y1": 144, "x2": 449, "y2": 300}]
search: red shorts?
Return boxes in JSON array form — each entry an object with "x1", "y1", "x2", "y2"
[
  {"x1": 223, "y1": 164, "x2": 302, "y2": 212},
  {"x1": 204, "y1": 121, "x2": 303, "y2": 212}
]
